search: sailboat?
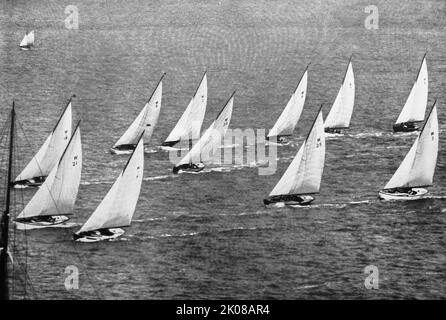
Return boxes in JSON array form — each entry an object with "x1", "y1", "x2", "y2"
[
  {"x1": 15, "y1": 122, "x2": 82, "y2": 230},
  {"x1": 161, "y1": 71, "x2": 207, "y2": 150},
  {"x1": 172, "y1": 91, "x2": 235, "y2": 174},
  {"x1": 324, "y1": 56, "x2": 355, "y2": 134},
  {"x1": 74, "y1": 133, "x2": 144, "y2": 242},
  {"x1": 111, "y1": 73, "x2": 164, "y2": 154},
  {"x1": 19, "y1": 30, "x2": 34, "y2": 50},
  {"x1": 393, "y1": 54, "x2": 428, "y2": 132},
  {"x1": 13, "y1": 96, "x2": 73, "y2": 188},
  {"x1": 379, "y1": 101, "x2": 438, "y2": 200},
  {"x1": 267, "y1": 65, "x2": 308, "y2": 144},
  {"x1": 264, "y1": 105, "x2": 326, "y2": 206}
]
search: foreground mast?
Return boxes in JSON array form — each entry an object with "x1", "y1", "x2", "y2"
[{"x1": 0, "y1": 102, "x2": 15, "y2": 300}]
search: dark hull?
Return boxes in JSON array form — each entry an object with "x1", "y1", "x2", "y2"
[
  {"x1": 161, "y1": 140, "x2": 179, "y2": 147},
  {"x1": 74, "y1": 228, "x2": 125, "y2": 242},
  {"x1": 264, "y1": 194, "x2": 315, "y2": 206},
  {"x1": 324, "y1": 127, "x2": 344, "y2": 134},
  {"x1": 393, "y1": 122, "x2": 420, "y2": 132},
  {"x1": 173, "y1": 163, "x2": 205, "y2": 174},
  {"x1": 266, "y1": 135, "x2": 291, "y2": 144},
  {"x1": 12, "y1": 176, "x2": 46, "y2": 188}
]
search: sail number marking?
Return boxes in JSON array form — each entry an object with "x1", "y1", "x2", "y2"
[{"x1": 72, "y1": 155, "x2": 78, "y2": 166}]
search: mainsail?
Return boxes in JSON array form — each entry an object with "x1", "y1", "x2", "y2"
[
  {"x1": 17, "y1": 123, "x2": 82, "y2": 220},
  {"x1": 385, "y1": 101, "x2": 438, "y2": 189},
  {"x1": 14, "y1": 97, "x2": 73, "y2": 182},
  {"x1": 175, "y1": 92, "x2": 234, "y2": 166},
  {"x1": 78, "y1": 135, "x2": 144, "y2": 233},
  {"x1": 395, "y1": 54, "x2": 428, "y2": 125},
  {"x1": 324, "y1": 58, "x2": 355, "y2": 129},
  {"x1": 268, "y1": 66, "x2": 308, "y2": 138},
  {"x1": 113, "y1": 74, "x2": 164, "y2": 148},
  {"x1": 269, "y1": 107, "x2": 325, "y2": 196},
  {"x1": 163, "y1": 72, "x2": 207, "y2": 146}
]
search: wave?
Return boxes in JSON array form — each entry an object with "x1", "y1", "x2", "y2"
[{"x1": 143, "y1": 174, "x2": 172, "y2": 181}]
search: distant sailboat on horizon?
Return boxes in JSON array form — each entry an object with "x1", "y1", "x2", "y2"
[
  {"x1": 267, "y1": 65, "x2": 309, "y2": 144},
  {"x1": 13, "y1": 96, "x2": 73, "y2": 188},
  {"x1": 15, "y1": 122, "x2": 82, "y2": 230},
  {"x1": 110, "y1": 74, "x2": 164, "y2": 154},
  {"x1": 393, "y1": 54, "x2": 428, "y2": 132},
  {"x1": 74, "y1": 134, "x2": 144, "y2": 242},
  {"x1": 172, "y1": 91, "x2": 235, "y2": 174},
  {"x1": 324, "y1": 56, "x2": 355, "y2": 134},
  {"x1": 264, "y1": 105, "x2": 326, "y2": 207},
  {"x1": 161, "y1": 71, "x2": 207, "y2": 151},
  {"x1": 19, "y1": 30, "x2": 34, "y2": 50},
  {"x1": 379, "y1": 100, "x2": 438, "y2": 201}
]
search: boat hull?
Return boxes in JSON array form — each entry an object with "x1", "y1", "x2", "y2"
[
  {"x1": 19, "y1": 46, "x2": 31, "y2": 51},
  {"x1": 264, "y1": 194, "x2": 315, "y2": 206},
  {"x1": 173, "y1": 163, "x2": 205, "y2": 174},
  {"x1": 12, "y1": 176, "x2": 46, "y2": 188},
  {"x1": 110, "y1": 144, "x2": 136, "y2": 155},
  {"x1": 324, "y1": 127, "x2": 345, "y2": 134},
  {"x1": 266, "y1": 135, "x2": 291, "y2": 146},
  {"x1": 378, "y1": 188, "x2": 428, "y2": 201},
  {"x1": 15, "y1": 215, "x2": 70, "y2": 230},
  {"x1": 393, "y1": 122, "x2": 421, "y2": 132},
  {"x1": 74, "y1": 228, "x2": 125, "y2": 242}
]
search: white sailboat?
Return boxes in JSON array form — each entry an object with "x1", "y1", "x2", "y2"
[
  {"x1": 161, "y1": 71, "x2": 207, "y2": 150},
  {"x1": 13, "y1": 96, "x2": 73, "y2": 188},
  {"x1": 267, "y1": 65, "x2": 308, "y2": 144},
  {"x1": 111, "y1": 74, "x2": 164, "y2": 154},
  {"x1": 15, "y1": 122, "x2": 82, "y2": 230},
  {"x1": 393, "y1": 54, "x2": 428, "y2": 132},
  {"x1": 74, "y1": 134, "x2": 144, "y2": 242},
  {"x1": 264, "y1": 105, "x2": 326, "y2": 206},
  {"x1": 324, "y1": 56, "x2": 355, "y2": 134},
  {"x1": 379, "y1": 101, "x2": 438, "y2": 200},
  {"x1": 172, "y1": 91, "x2": 235, "y2": 174},
  {"x1": 19, "y1": 30, "x2": 34, "y2": 50}
]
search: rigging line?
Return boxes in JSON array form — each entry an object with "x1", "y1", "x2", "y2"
[{"x1": 15, "y1": 117, "x2": 103, "y2": 300}]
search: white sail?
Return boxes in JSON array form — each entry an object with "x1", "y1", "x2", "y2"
[
  {"x1": 79, "y1": 136, "x2": 144, "y2": 233},
  {"x1": 268, "y1": 68, "x2": 308, "y2": 138},
  {"x1": 385, "y1": 103, "x2": 438, "y2": 189},
  {"x1": 176, "y1": 93, "x2": 234, "y2": 166},
  {"x1": 20, "y1": 34, "x2": 28, "y2": 47},
  {"x1": 17, "y1": 125, "x2": 82, "y2": 219},
  {"x1": 27, "y1": 30, "x2": 34, "y2": 46},
  {"x1": 270, "y1": 109, "x2": 325, "y2": 196},
  {"x1": 324, "y1": 60, "x2": 355, "y2": 129},
  {"x1": 15, "y1": 101, "x2": 72, "y2": 181},
  {"x1": 114, "y1": 75, "x2": 163, "y2": 147},
  {"x1": 396, "y1": 56, "x2": 428, "y2": 124},
  {"x1": 164, "y1": 73, "x2": 207, "y2": 144}
]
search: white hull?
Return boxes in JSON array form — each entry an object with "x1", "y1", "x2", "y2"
[
  {"x1": 20, "y1": 46, "x2": 30, "y2": 51},
  {"x1": 75, "y1": 228, "x2": 125, "y2": 242},
  {"x1": 15, "y1": 215, "x2": 71, "y2": 230},
  {"x1": 110, "y1": 147, "x2": 133, "y2": 155},
  {"x1": 378, "y1": 188, "x2": 428, "y2": 201},
  {"x1": 160, "y1": 146, "x2": 182, "y2": 152}
]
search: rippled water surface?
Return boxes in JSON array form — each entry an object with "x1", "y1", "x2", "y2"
[{"x1": 0, "y1": 0, "x2": 445, "y2": 299}]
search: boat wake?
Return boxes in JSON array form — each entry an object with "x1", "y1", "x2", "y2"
[
  {"x1": 144, "y1": 147, "x2": 160, "y2": 154},
  {"x1": 131, "y1": 226, "x2": 273, "y2": 241}
]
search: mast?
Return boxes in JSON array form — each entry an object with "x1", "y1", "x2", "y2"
[{"x1": 1, "y1": 102, "x2": 15, "y2": 300}]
